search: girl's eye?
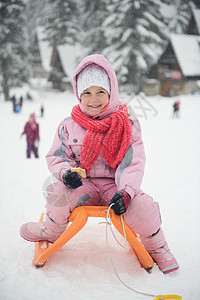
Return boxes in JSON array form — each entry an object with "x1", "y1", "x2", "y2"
[
  {"x1": 98, "y1": 90, "x2": 105, "y2": 94},
  {"x1": 83, "y1": 91, "x2": 90, "y2": 95}
]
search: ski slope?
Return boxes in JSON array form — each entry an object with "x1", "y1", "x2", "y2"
[{"x1": 0, "y1": 83, "x2": 199, "y2": 300}]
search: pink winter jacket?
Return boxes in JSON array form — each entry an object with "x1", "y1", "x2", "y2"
[
  {"x1": 22, "y1": 121, "x2": 40, "y2": 144},
  {"x1": 46, "y1": 54, "x2": 146, "y2": 199}
]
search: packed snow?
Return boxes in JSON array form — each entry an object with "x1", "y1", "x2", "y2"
[{"x1": 0, "y1": 83, "x2": 200, "y2": 300}]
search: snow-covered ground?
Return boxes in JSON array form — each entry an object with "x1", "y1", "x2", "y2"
[{"x1": 0, "y1": 83, "x2": 200, "y2": 300}]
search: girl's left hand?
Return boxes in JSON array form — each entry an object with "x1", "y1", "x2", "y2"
[{"x1": 109, "y1": 191, "x2": 131, "y2": 215}]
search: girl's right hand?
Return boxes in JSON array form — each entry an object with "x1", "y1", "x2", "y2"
[{"x1": 62, "y1": 170, "x2": 82, "y2": 189}]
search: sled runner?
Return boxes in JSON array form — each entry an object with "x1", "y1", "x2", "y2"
[
  {"x1": 33, "y1": 207, "x2": 182, "y2": 300},
  {"x1": 33, "y1": 206, "x2": 154, "y2": 270}
]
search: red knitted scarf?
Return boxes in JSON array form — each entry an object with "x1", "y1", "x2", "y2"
[{"x1": 71, "y1": 103, "x2": 132, "y2": 174}]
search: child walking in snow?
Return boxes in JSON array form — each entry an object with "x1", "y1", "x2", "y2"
[
  {"x1": 20, "y1": 54, "x2": 179, "y2": 274},
  {"x1": 21, "y1": 113, "x2": 40, "y2": 158}
]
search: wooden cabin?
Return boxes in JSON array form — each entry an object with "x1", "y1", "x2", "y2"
[
  {"x1": 48, "y1": 44, "x2": 81, "y2": 91},
  {"x1": 144, "y1": 34, "x2": 200, "y2": 96},
  {"x1": 143, "y1": 7, "x2": 200, "y2": 97},
  {"x1": 31, "y1": 27, "x2": 52, "y2": 78}
]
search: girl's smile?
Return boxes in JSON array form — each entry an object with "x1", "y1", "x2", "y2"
[{"x1": 81, "y1": 86, "x2": 109, "y2": 116}]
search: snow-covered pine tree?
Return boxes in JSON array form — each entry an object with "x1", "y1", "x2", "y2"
[
  {"x1": 102, "y1": 0, "x2": 168, "y2": 93},
  {"x1": 44, "y1": 0, "x2": 78, "y2": 46},
  {"x1": 24, "y1": 0, "x2": 51, "y2": 77},
  {"x1": 25, "y1": 0, "x2": 50, "y2": 54},
  {"x1": 163, "y1": 0, "x2": 191, "y2": 34},
  {"x1": 77, "y1": 0, "x2": 109, "y2": 57},
  {"x1": 0, "y1": 0, "x2": 30, "y2": 101}
]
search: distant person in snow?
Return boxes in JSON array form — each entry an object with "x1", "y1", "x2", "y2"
[
  {"x1": 19, "y1": 96, "x2": 23, "y2": 110},
  {"x1": 11, "y1": 95, "x2": 17, "y2": 112},
  {"x1": 173, "y1": 100, "x2": 180, "y2": 118},
  {"x1": 176, "y1": 100, "x2": 180, "y2": 117},
  {"x1": 21, "y1": 113, "x2": 40, "y2": 158},
  {"x1": 40, "y1": 104, "x2": 44, "y2": 117},
  {"x1": 20, "y1": 54, "x2": 179, "y2": 274}
]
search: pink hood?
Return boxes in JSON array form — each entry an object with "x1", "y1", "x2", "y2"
[{"x1": 73, "y1": 54, "x2": 119, "y2": 119}]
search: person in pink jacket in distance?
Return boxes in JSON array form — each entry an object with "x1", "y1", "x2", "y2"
[
  {"x1": 21, "y1": 113, "x2": 40, "y2": 158},
  {"x1": 20, "y1": 54, "x2": 179, "y2": 274}
]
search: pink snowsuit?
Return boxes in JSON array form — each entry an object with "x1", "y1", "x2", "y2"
[{"x1": 45, "y1": 54, "x2": 161, "y2": 238}]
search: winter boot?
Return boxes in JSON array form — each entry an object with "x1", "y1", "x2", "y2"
[
  {"x1": 141, "y1": 229, "x2": 179, "y2": 274},
  {"x1": 20, "y1": 214, "x2": 68, "y2": 243}
]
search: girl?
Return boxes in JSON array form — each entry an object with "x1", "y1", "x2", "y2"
[
  {"x1": 21, "y1": 113, "x2": 40, "y2": 158},
  {"x1": 20, "y1": 54, "x2": 179, "y2": 274}
]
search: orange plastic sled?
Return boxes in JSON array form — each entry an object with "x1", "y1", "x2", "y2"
[{"x1": 33, "y1": 206, "x2": 154, "y2": 270}]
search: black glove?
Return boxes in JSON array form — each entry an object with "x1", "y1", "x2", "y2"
[
  {"x1": 110, "y1": 190, "x2": 131, "y2": 215},
  {"x1": 62, "y1": 170, "x2": 82, "y2": 189}
]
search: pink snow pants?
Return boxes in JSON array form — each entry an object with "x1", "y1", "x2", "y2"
[{"x1": 45, "y1": 178, "x2": 161, "y2": 237}]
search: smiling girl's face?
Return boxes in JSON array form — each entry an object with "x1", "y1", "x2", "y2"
[{"x1": 81, "y1": 86, "x2": 109, "y2": 116}]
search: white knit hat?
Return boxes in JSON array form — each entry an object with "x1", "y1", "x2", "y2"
[{"x1": 77, "y1": 63, "x2": 111, "y2": 98}]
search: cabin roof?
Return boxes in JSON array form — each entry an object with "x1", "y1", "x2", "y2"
[
  {"x1": 56, "y1": 44, "x2": 81, "y2": 83},
  {"x1": 36, "y1": 27, "x2": 52, "y2": 72},
  {"x1": 170, "y1": 34, "x2": 200, "y2": 77}
]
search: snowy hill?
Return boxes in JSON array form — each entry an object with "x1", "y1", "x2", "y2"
[{"x1": 0, "y1": 85, "x2": 200, "y2": 300}]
